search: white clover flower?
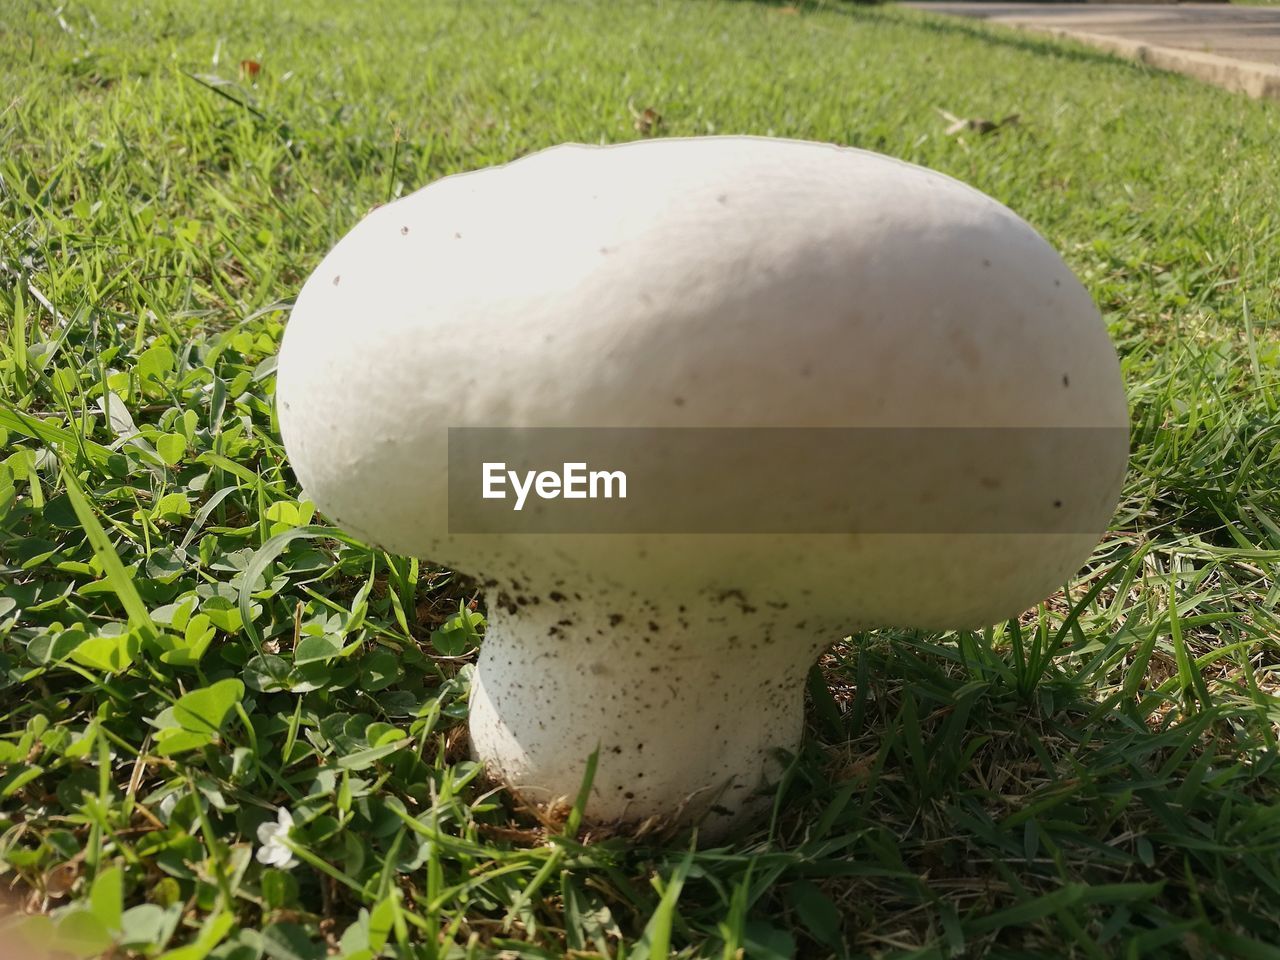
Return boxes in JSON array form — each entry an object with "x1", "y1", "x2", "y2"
[{"x1": 255, "y1": 806, "x2": 298, "y2": 870}]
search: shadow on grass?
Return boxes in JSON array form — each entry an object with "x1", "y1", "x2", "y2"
[
  {"x1": 741, "y1": 630, "x2": 1280, "y2": 954},
  {"x1": 732, "y1": 0, "x2": 1169, "y2": 75}
]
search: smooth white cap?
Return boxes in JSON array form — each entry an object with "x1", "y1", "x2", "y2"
[{"x1": 277, "y1": 136, "x2": 1128, "y2": 631}]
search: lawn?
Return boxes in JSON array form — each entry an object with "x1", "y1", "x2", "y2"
[{"x1": 2, "y1": 0, "x2": 1280, "y2": 957}]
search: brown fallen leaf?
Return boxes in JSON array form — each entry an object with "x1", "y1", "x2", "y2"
[
  {"x1": 239, "y1": 59, "x2": 261, "y2": 80},
  {"x1": 44, "y1": 858, "x2": 81, "y2": 899},
  {"x1": 628, "y1": 100, "x2": 662, "y2": 136},
  {"x1": 936, "y1": 107, "x2": 1020, "y2": 136}
]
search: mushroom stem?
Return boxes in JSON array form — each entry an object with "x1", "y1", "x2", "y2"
[{"x1": 468, "y1": 593, "x2": 830, "y2": 837}]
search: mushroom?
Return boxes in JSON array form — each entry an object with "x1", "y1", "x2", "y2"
[{"x1": 276, "y1": 136, "x2": 1128, "y2": 837}]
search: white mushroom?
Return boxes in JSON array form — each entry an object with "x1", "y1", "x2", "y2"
[{"x1": 276, "y1": 136, "x2": 1128, "y2": 837}]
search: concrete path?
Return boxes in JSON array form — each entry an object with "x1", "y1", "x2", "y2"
[{"x1": 902, "y1": 3, "x2": 1280, "y2": 100}]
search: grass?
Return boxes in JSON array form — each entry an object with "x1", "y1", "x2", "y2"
[{"x1": 2, "y1": 0, "x2": 1280, "y2": 956}]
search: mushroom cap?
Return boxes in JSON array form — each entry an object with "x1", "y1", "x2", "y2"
[{"x1": 276, "y1": 136, "x2": 1128, "y2": 630}]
